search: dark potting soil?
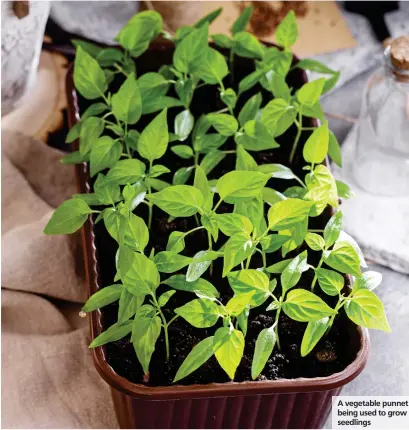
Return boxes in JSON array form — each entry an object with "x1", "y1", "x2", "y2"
[{"x1": 76, "y1": 41, "x2": 361, "y2": 386}]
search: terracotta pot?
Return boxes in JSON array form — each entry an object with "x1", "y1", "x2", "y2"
[{"x1": 66, "y1": 41, "x2": 370, "y2": 429}]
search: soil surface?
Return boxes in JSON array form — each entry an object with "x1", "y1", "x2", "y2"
[{"x1": 77, "y1": 42, "x2": 361, "y2": 386}]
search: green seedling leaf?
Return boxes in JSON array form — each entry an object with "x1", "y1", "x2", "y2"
[
  {"x1": 148, "y1": 185, "x2": 203, "y2": 217},
  {"x1": 74, "y1": 47, "x2": 107, "y2": 99},
  {"x1": 297, "y1": 78, "x2": 326, "y2": 108},
  {"x1": 316, "y1": 268, "x2": 344, "y2": 296},
  {"x1": 212, "y1": 34, "x2": 233, "y2": 49},
  {"x1": 354, "y1": 271, "x2": 382, "y2": 292},
  {"x1": 201, "y1": 214, "x2": 219, "y2": 241},
  {"x1": 138, "y1": 109, "x2": 168, "y2": 162},
  {"x1": 296, "y1": 58, "x2": 336, "y2": 74},
  {"x1": 217, "y1": 171, "x2": 268, "y2": 201},
  {"x1": 233, "y1": 32, "x2": 264, "y2": 59},
  {"x1": 282, "y1": 289, "x2": 336, "y2": 322},
  {"x1": 142, "y1": 96, "x2": 183, "y2": 115},
  {"x1": 173, "y1": 166, "x2": 194, "y2": 185},
  {"x1": 111, "y1": 73, "x2": 142, "y2": 124},
  {"x1": 238, "y1": 93, "x2": 262, "y2": 126},
  {"x1": 154, "y1": 251, "x2": 193, "y2": 273},
  {"x1": 251, "y1": 326, "x2": 276, "y2": 379},
  {"x1": 118, "y1": 289, "x2": 144, "y2": 324},
  {"x1": 158, "y1": 290, "x2": 176, "y2": 307},
  {"x1": 174, "y1": 336, "x2": 215, "y2": 382},
  {"x1": 195, "y1": 47, "x2": 229, "y2": 84},
  {"x1": 44, "y1": 199, "x2": 93, "y2": 235},
  {"x1": 234, "y1": 195, "x2": 267, "y2": 237},
  {"x1": 175, "y1": 298, "x2": 221, "y2": 328},
  {"x1": 301, "y1": 317, "x2": 330, "y2": 357},
  {"x1": 124, "y1": 214, "x2": 149, "y2": 252},
  {"x1": 266, "y1": 259, "x2": 292, "y2": 274},
  {"x1": 194, "y1": 7, "x2": 222, "y2": 27},
  {"x1": 236, "y1": 144, "x2": 258, "y2": 171},
  {"x1": 206, "y1": 113, "x2": 238, "y2": 136},
  {"x1": 105, "y1": 159, "x2": 146, "y2": 185},
  {"x1": 231, "y1": 5, "x2": 253, "y2": 34},
  {"x1": 104, "y1": 209, "x2": 127, "y2": 245},
  {"x1": 94, "y1": 174, "x2": 121, "y2": 205},
  {"x1": 228, "y1": 269, "x2": 270, "y2": 307},
  {"x1": 336, "y1": 180, "x2": 355, "y2": 199},
  {"x1": 325, "y1": 241, "x2": 362, "y2": 277},
  {"x1": 267, "y1": 198, "x2": 312, "y2": 231},
  {"x1": 166, "y1": 231, "x2": 186, "y2": 253},
  {"x1": 345, "y1": 289, "x2": 391, "y2": 332},
  {"x1": 216, "y1": 213, "x2": 253, "y2": 237},
  {"x1": 89, "y1": 320, "x2": 133, "y2": 348},
  {"x1": 186, "y1": 250, "x2": 214, "y2": 282},
  {"x1": 235, "y1": 120, "x2": 279, "y2": 151},
  {"x1": 82, "y1": 284, "x2": 122, "y2": 312},
  {"x1": 328, "y1": 130, "x2": 342, "y2": 167},
  {"x1": 303, "y1": 122, "x2": 329, "y2": 164},
  {"x1": 79, "y1": 117, "x2": 104, "y2": 156},
  {"x1": 60, "y1": 151, "x2": 86, "y2": 165},
  {"x1": 65, "y1": 123, "x2": 82, "y2": 144},
  {"x1": 226, "y1": 292, "x2": 255, "y2": 317},
  {"x1": 200, "y1": 150, "x2": 227, "y2": 175},
  {"x1": 275, "y1": 10, "x2": 298, "y2": 48},
  {"x1": 237, "y1": 306, "x2": 250, "y2": 336},
  {"x1": 171, "y1": 145, "x2": 194, "y2": 159},
  {"x1": 337, "y1": 231, "x2": 367, "y2": 268},
  {"x1": 260, "y1": 234, "x2": 291, "y2": 253},
  {"x1": 90, "y1": 136, "x2": 122, "y2": 177},
  {"x1": 281, "y1": 250, "x2": 309, "y2": 294},
  {"x1": 163, "y1": 275, "x2": 219, "y2": 298},
  {"x1": 259, "y1": 163, "x2": 299, "y2": 181},
  {"x1": 132, "y1": 312, "x2": 162, "y2": 374},
  {"x1": 137, "y1": 72, "x2": 169, "y2": 100},
  {"x1": 239, "y1": 69, "x2": 264, "y2": 94},
  {"x1": 223, "y1": 233, "x2": 254, "y2": 277},
  {"x1": 213, "y1": 328, "x2": 244, "y2": 380},
  {"x1": 262, "y1": 187, "x2": 286, "y2": 206},
  {"x1": 194, "y1": 166, "x2": 211, "y2": 202},
  {"x1": 323, "y1": 211, "x2": 343, "y2": 249},
  {"x1": 305, "y1": 232, "x2": 325, "y2": 251},
  {"x1": 149, "y1": 165, "x2": 171, "y2": 178},
  {"x1": 73, "y1": 193, "x2": 100, "y2": 206},
  {"x1": 174, "y1": 110, "x2": 194, "y2": 141}
]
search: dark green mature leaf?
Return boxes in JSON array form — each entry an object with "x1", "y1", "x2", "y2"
[
  {"x1": 174, "y1": 24, "x2": 209, "y2": 74},
  {"x1": 233, "y1": 32, "x2": 264, "y2": 59},
  {"x1": 138, "y1": 109, "x2": 168, "y2": 161},
  {"x1": 213, "y1": 328, "x2": 244, "y2": 379},
  {"x1": 148, "y1": 185, "x2": 203, "y2": 217},
  {"x1": 238, "y1": 93, "x2": 262, "y2": 126},
  {"x1": 237, "y1": 305, "x2": 250, "y2": 336},
  {"x1": 267, "y1": 198, "x2": 312, "y2": 231},
  {"x1": 303, "y1": 122, "x2": 329, "y2": 164},
  {"x1": 105, "y1": 159, "x2": 146, "y2": 185},
  {"x1": 325, "y1": 241, "x2": 362, "y2": 277},
  {"x1": 282, "y1": 289, "x2": 336, "y2": 322},
  {"x1": 195, "y1": 134, "x2": 227, "y2": 154},
  {"x1": 89, "y1": 320, "x2": 133, "y2": 348},
  {"x1": 118, "y1": 247, "x2": 160, "y2": 295},
  {"x1": 251, "y1": 326, "x2": 276, "y2": 379},
  {"x1": 174, "y1": 336, "x2": 215, "y2": 382},
  {"x1": 275, "y1": 10, "x2": 298, "y2": 48},
  {"x1": 323, "y1": 211, "x2": 343, "y2": 249},
  {"x1": 316, "y1": 268, "x2": 344, "y2": 296},
  {"x1": 163, "y1": 275, "x2": 219, "y2": 298},
  {"x1": 74, "y1": 47, "x2": 107, "y2": 100},
  {"x1": 301, "y1": 317, "x2": 330, "y2": 357},
  {"x1": 175, "y1": 298, "x2": 221, "y2": 328},
  {"x1": 322, "y1": 72, "x2": 340, "y2": 94},
  {"x1": 195, "y1": 47, "x2": 229, "y2": 84},
  {"x1": 132, "y1": 312, "x2": 162, "y2": 374},
  {"x1": 90, "y1": 136, "x2": 122, "y2": 177},
  {"x1": 82, "y1": 284, "x2": 122, "y2": 312},
  {"x1": 217, "y1": 171, "x2": 268, "y2": 201},
  {"x1": 345, "y1": 289, "x2": 391, "y2": 332},
  {"x1": 231, "y1": 5, "x2": 253, "y2": 34},
  {"x1": 79, "y1": 117, "x2": 104, "y2": 156},
  {"x1": 228, "y1": 269, "x2": 270, "y2": 307},
  {"x1": 44, "y1": 199, "x2": 93, "y2": 235},
  {"x1": 281, "y1": 250, "x2": 309, "y2": 294},
  {"x1": 223, "y1": 233, "x2": 254, "y2": 277},
  {"x1": 72, "y1": 39, "x2": 102, "y2": 58},
  {"x1": 154, "y1": 251, "x2": 193, "y2": 273},
  {"x1": 206, "y1": 113, "x2": 238, "y2": 136}
]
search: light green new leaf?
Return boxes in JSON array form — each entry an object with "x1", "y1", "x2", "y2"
[
  {"x1": 323, "y1": 211, "x2": 343, "y2": 249},
  {"x1": 275, "y1": 10, "x2": 298, "y2": 48},
  {"x1": 200, "y1": 150, "x2": 227, "y2": 175},
  {"x1": 259, "y1": 163, "x2": 299, "y2": 181},
  {"x1": 328, "y1": 130, "x2": 342, "y2": 167},
  {"x1": 227, "y1": 269, "x2": 270, "y2": 307},
  {"x1": 221, "y1": 88, "x2": 237, "y2": 110},
  {"x1": 148, "y1": 185, "x2": 204, "y2": 217},
  {"x1": 94, "y1": 174, "x2": 121, "y2": 205},
  {"x1": 235, "y1": 120, "x2": 279, "y2": 152},
  {"x1": 89, "y1": 320, "x2": 133, "y2": 348},
  {"x1": 260, "y1": 234, "x2": 291, "y2": 253},
  {"x1": 236, "y1": 144, "x2": 258, "y2": 171},
  {"x1": 111, "y1": 73, "x2": 142, "y2": 124},
  {"x1": 194, "y1": 7, "x2": 222, "y2": 28},
  {"x1": 231, "y1": 5, "x2": 253, "y2": 34},
  {"x1": 154, "y1": 251, "x2": 193, "y2": 273},
  {"x1": 118, "y1": 288, "x2": 144, "y2": 324},
  {"x1": 303, "y1": 122, "x2": 329, "y2": 164},
  {"x1": 74, "y1": 47, "x2": 107, "y2": 99},
  {"x1": 316, "y1": 268, "x2": 344, "y2": 296},
  {"x1": 175, "y1": 298, "x2": 221, "y2": 328},
  {"x1": 217, "y1": 171, "x2": 268, "y2": 201},
  {"x1": 174, "y1": 336, "x2": 215, "y2": 382},
  {"x1": 251, "y1": 326, "x2": 276, "y2": 379},
  {"x1": 138, "y1": 109, "x2": 169, "y2": 162},
  {"x1": 158, "y1": 290, "x2": 176, "y2": 307},
  {"x1": 171, "y1": 145, "x2": 194, "y2": 159},
  {"x1": 195, "y1": 47, "x2": 228, "y2": 84},
  {"x1": 90, "y1": 136, "x2": 122, "y2": 177},
  {"x1": 175, "y1": 110, "x2": 194, "y2": 141},
  {"x1": 82, "y1": 284, "x2": 122, "y2": 312},
  {"x1": 301, "y1": 317, "x2": 330, "y2": 357},
  {"x1": 216, "y1": 213, "x2": 253, "y2": 237},
  {"x1": 267, "y1": 198, "x2": 312, "y2": 231},
  {"x1": 162, "y1": 275, "x2": 219, "y2": 298},
  {"x1": 132, "y1": 312, "x2": 162, "y2": 374},
  {"x1": 354, "y1": 271, "x2": 382, "y2": 292},
  {"x1": 297, "y1": 78, "x2": 326, "y2": 108},
  {"x1": 79, "y1": 117, "x2": 104, "y2": 156},
  {"x1": 345, "y1": 289, "x2": 391, "y2": 332},
  {"x1": 225, "y1": 292, "x2": 254, "y2": 317},
  {"x1": 223, "y1": 233, "x2": 254, "y2": 277},
  {"x1": 233, "y1": 32, "x2": 264, "y2": 59},
  {"x1": 282, "y1": 289, "x2": 336, "y2": 322},
  {"x1": 44, "y1": 199, "x2": 93, "y2": 235},
  {"x1": 280, "y1": 250, "x2": 309, "y2": 294},
  {"x1": 325, "y1": 241, "x2": 362, "y2": 277},
  {"x1": 238, "y1": 93, "x2": 262, "y2": 127},
  {"x1": 266, "y1": 259, "x2": 292, "y2": 274},
  {"x1": 124, "y1": 214, "x2": 149, "y2": 252},
  {"x1": 336, "y1": 180, "x2": 355, "y2": 199},
  {"x1": 305, "y1": 232, "x2": 325, "y2": 251},
  {"x1": 206, "y1": 113, "x2": 238, "y2": 136},
  {"x1": 212, "y1": 33, "x2": 233, "y2": 49},
  {"x1": 166, "y1": 231, "x2": 186, "y2": 253},
  {"x1": 213, "y1": 328, "x2": 244, "y2": 380},
  {"x1": 105, "y1": 159, "x2": 146, "y2": 185},
  {"x1": 337, "y1": 231, "x2": 367, "y2": 268}
]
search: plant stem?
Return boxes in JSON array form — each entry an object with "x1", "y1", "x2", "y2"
[
  {"x1": 167, "y1": 315, "x2": 179, "y2": 327},
  {"x1": 289, "y1": 108, "x2": 303, "y2": 164},
  {"x1": 325, "y1": 298, "x2": 346, "y2": 336},
  {"x1": 148, "y1": 161, "x2": 153, "y2": 229},
  {"x1": 152, "y1": 295, "x2": 170, "y2": 360},
  {"x1": 308, "y1": 229, "x2": 324, "y2": 233},
  {"x1": 208, "y1": 231, "x2": 214, "y2": 277},
  {"x1": 311, "y1": 255, "x2": 324, "y2": 292},
  {"x1": 114, "y1": 63, "x2": 129, "y2": 77}
]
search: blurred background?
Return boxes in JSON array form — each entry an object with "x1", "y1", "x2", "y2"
[{"x1": 2, "y1": 1, "x2": 409, "y2": 428}]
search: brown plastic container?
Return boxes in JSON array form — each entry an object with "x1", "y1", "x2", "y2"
[{"x1": 66, "y1": 41, "x2": 370, "y2": 429}]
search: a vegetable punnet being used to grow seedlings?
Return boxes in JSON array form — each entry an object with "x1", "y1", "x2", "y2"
[{"x1": 45, "y1": 8, "x2": 390, "y2": 386}]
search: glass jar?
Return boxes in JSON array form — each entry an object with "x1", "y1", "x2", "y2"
[{"x1": 354, "y1": 36, "x2": 409, "y2": 197}]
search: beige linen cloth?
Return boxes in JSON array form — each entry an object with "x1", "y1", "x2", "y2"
[{"x1": 1, "y1": 131, "x2": 118, "y2": 428}]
